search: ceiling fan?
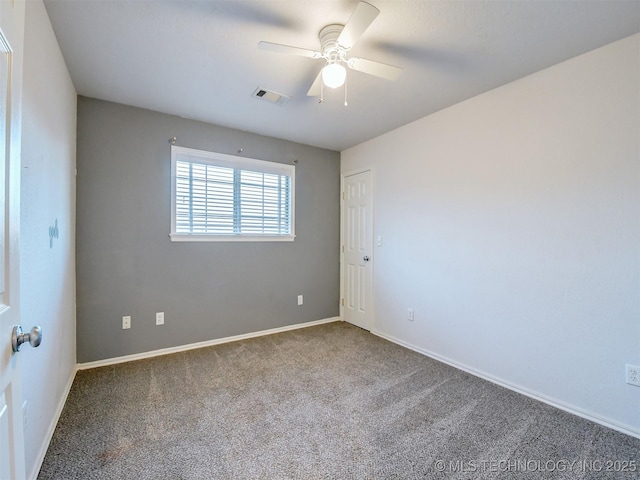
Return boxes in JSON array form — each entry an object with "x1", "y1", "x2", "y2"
[{"x1": 258, "y1": 1, "x2": 402, "y2": 103}]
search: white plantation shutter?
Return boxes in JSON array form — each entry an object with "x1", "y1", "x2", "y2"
[{"x1": 171, "y1": 146, "x2": 295, "y2": 241}]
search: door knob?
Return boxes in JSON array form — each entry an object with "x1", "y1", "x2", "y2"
[
  {"x1": 363, "y1": 256, "x2": 370, "y2": 262},
  {"x1": 11, "y1": 325, "x2": 42, "y2": 353}
]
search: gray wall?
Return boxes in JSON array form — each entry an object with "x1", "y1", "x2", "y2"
[{"x1": 77, "y1": 97, "x2": 340, "y2": 363}]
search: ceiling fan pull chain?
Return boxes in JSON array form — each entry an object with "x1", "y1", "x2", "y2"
[
  {"x1": 320, "y1": 80, "x2": 325, "y2": 103},
  {"x1": 344, "y1": 76, "x2": 348, "y2": 107}
]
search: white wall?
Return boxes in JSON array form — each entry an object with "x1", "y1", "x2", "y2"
[
  {"x1": 20, "y1": 1, "x2": 77, "y2": 478},
  {"x1": 342, "y1": 34, "x2": 640, "y2": 436}
]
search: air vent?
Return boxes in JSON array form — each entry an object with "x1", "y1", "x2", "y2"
[{"x1": 252, "y1": 87, "x2": 292, "y2": 106}]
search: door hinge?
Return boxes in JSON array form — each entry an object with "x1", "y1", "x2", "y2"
[
  {"x1": 342, "y1": 245, "x2": 345, "y2": 253},
  {"x1": 341, "y1": 298, "x2": 345, "y2": 306},
  {"x1": 342, "y1": 192, "x2": 345, "y2": 200}
]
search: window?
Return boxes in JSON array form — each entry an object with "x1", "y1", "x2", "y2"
[{"x1": 170, "y1": 146, "x2": 295, "y2": 242}]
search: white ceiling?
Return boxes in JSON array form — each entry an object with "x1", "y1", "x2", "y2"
[{"x1": 43, "y1": 0, "x2": 640, "y2": 152}]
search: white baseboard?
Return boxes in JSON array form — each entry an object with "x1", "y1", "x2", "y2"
[
  {"x1": 29, "y1": 366, "x2": 77, "y2": 480},
  {"x1": 371, "y1": 328, "x2": 640, "y2": 440},
  {"x1": 78, "y1": 317, "x2": 342, "y2": 370}
]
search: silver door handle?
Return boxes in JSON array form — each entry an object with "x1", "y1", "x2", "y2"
[
  {"x1": 12, "y1": 325, "x2": 42, "y2": 353},
  {"x1": 363, "y1": 256, "x2": 370, "y2": 262}
]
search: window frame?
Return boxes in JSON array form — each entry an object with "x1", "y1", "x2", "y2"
[{"x1": 170, "y1": 145, "x2": 295, "y2": 242}]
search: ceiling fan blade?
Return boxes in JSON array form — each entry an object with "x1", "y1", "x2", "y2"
[
  {"x1": 258, "y1": 41, "x2": 320, "y2": 59},
  {"x1": 337, "y1": 1, "x2": 380, "y2": 50},
  {"x1": 307, "y1": 71, "x2": 323, "y2": 96},
  {"x1": 348, "y1": 57, "x2": 403, "y2": 81}
]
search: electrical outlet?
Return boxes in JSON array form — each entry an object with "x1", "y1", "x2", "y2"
[
  {"x1": 122, "y1": 316, "x2": 131, "y2": 329},
  {"x1": 407, "y1": 308, "x2": 414, "y2": 321},
  {"x1": 156, "y1": 312, "x2": 165, "y2": 326},
  {"x1": 297, "y1": 295, "x2": 303, "y2": 306},
  {"x1": 626, "y1": 364, "x2": 640, "y2": 387}
]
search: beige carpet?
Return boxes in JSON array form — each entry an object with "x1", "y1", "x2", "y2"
[{"x1": 39, "y1": 322, "x2": 640, "y2": 479}]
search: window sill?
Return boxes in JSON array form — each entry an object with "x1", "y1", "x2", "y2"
[{"x1": 169, "y1": 233, "x2": 295, "y2": 243}]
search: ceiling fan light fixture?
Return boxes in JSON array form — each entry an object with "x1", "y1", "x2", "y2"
[{"x1": 322, "y1": 63, "x2": 346, "y2": 88}]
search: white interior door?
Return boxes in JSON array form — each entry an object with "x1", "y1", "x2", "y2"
[
  {"x1": 342, "y1": 170, "x2": 373, "y2": 330},
  {"x1": 0, "y1": 0, "x2": 26, "y2": 478}
]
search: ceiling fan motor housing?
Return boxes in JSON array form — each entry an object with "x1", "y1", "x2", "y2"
[{"x1": 319, "y1": 24, "x2": 347, "y2": 64}]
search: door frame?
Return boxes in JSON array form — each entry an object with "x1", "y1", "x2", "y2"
[
  {"x1": 0, "y1": 0, "x2": 26, "y2": 478},
  {"x1": 340, "y1": 167, "x2": 375, "y2": 330}
]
